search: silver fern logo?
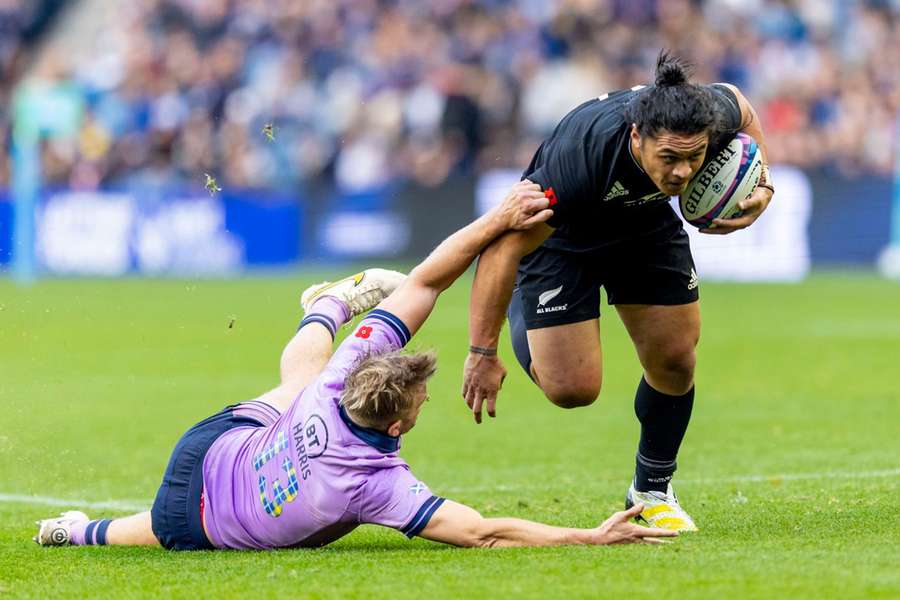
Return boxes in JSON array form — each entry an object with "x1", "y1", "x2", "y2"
[
  {"x1": 536, "y1": 285, "x2": 567, "y2": 314},
  {"x1": 538, "y1": 285, "x2": 563, "y2": 306}
]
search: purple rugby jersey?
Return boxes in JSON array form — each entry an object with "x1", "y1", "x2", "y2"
[{"x1": 201, "y1": 309, "x2": 444, "y2": 550}]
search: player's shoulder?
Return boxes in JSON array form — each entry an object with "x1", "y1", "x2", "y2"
[
  {"x1": 704, "y1": 82, "x2": 744, "y2": 135},
  {"x1": 543, "y1": 86, "x2": 644, "y2": 162},
  {"x1": 556, "y1": 85, "x2": 642, "y2": 133},
  {"x1": 363, "y1": 462, "x2": 425, "y2": 506},
  {"x1": 706, "y1": 82, "x2": 741, "y2": 108},
  {"x1": 348, "y1": 458, "x2": 414, "y2": 507}
]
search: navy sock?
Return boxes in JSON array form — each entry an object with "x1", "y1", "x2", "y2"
[
  {"x1": 80, "y1": 519, "x2": 112, "y2": 545},
  {"x1": 298, "y1": 297, "x2": 350, "y2": 340},
  {"x1": 634, "y1": 377, "x2": 694, "y2": 492},
  {"x1": 507, "y1": 287, "x2": 534, "y2": 381},
  {"x1": 298, "y1": 314, "x2": 337, "y2": 340}
]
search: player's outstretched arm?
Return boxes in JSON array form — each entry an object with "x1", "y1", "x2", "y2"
[
  {"x1": 419, "y1": 500, "x2": 677, "y2": 548},
  {"x1": 378, "y1": 181, "x2": 553, "y2": 336}
]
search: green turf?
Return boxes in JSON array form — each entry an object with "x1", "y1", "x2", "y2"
[{"x1": 1, "y1": 272, "x2": 898, "y2": 599}]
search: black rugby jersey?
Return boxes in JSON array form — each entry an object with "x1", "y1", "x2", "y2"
[{"x1": 523, "y1": 84, "x2": 742, "y2": 252}]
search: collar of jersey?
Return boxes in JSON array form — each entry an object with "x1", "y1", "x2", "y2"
[
  {"x1": 627, "y1": 139, "x2": 646, "y2": 174},
  {"x1": 338, "y1": 405, "x2": 400, "y2": 454}
]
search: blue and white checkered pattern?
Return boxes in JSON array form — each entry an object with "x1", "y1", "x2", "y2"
[{"x1": 253, "y1": 431, "x2": 300, "y2": 518}]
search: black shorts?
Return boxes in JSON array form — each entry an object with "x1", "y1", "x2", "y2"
[
  {"x1": 150, "y1": 405, "x2": 267, "y2": 551},
  {"x1": 516, "y1": 226, "x2": 699, "y2": 330}
]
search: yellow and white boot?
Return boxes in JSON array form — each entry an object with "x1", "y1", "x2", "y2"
[
  {"x1": 301, "y1": 268, "x2": 406, "y2": 322},
  {"x1": 625, "y1": 482, "x2": 698, "y2": 532}
]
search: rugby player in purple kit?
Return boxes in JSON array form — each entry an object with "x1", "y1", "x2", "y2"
[{"x1": 34, "y1": 181, "x2": 675, "y2": 550}]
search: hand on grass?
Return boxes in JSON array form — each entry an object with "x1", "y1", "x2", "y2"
[{"x1": 591, "y1": 504, "x2": 679, "y2": 545}]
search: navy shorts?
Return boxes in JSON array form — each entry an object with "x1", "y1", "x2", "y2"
[{"x1": 151, "y1": 405, "x2": 265, "y2": 551}]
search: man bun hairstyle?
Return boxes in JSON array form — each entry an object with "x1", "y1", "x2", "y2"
[
  {"x1": 625, "y1": 50, "x2": 720, "y2": 138},
  {"x1": 341, "y1": 350, "x2": 438, "y2": 429},
  {"x1": 654, "y1": 51, "x2": 690, "y2": 87}
]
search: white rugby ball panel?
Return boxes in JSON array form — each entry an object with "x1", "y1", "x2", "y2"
[{"x1": 679, "y1": 133, "x2": 762, "y2": 227}]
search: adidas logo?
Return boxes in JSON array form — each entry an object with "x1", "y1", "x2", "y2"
[
  {"x1": 603, "y1": 181, "x2": 629, "y2": 202},
  {"x1": 688, "y1": 268, "x2": 699, "y2": 290}
]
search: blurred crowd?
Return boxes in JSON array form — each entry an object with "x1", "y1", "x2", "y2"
[
  {"x1": 1, "y1": 0, "x2": 66, "y2": 187},
  {"x1": 1, "y1": 0, "x2": 898, "y2": 194}
]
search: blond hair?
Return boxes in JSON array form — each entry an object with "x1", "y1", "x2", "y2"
[{"x1": 341, "y1": 350, "x2": 437, "y2": 428}]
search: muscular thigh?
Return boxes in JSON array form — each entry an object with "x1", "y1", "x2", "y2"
[
  {"x1": 527, "y1": 319, "x2": 602, "y2": 399},
  {"x1": 598, "y1": 223, "x2": 701, "y2": 392},
  {"x1": 615, "y1": 302, "x2": 700, "y2": 394},
  {"x1": 252, "y1": 384, "x2": 300, "y2": 414},
  {"x1": 516, "y1": 246, "x2": 604, "y2": 399},
  {"x1": 616, "y1": 302, "x2": 700, "y2": 356}
]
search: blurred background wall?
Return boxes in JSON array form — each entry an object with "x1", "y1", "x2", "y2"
[{"x1": 0, "y1": 0, "x2": 898, "y2": 278}]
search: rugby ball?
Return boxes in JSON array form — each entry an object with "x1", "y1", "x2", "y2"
[{"x1": 679, "y1": 132, "x2": 762, "y2": 228}]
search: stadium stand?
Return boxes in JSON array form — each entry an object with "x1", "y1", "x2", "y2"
[{"x1": 1, "y1": 0, "x2": 897, "y2": 194}]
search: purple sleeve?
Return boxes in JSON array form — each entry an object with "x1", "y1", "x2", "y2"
[
  {"x1": 318, "y1": 309, "x2": 412, "y2": 393},
  {"x1": 357, "y1": 465, "x2": 445, "y2": 538}
]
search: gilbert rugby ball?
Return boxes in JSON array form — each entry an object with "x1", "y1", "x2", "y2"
[{"x1": 679, "y1": 132, "x2": 762, "y2": 228}]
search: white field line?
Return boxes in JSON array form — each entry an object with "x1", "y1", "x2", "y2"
[
  {"x1": 0, "y1": 494, "x2": 149, "y2": 512},
  {"x1": 682, "y1": 467, "x2": 900, "y2": 485},
  {"x1": 442, "y1": 467, "x2": 900, "y2": 494},
  {"x1": 1, "y1": 468, "x2": 898, "y2": 511}
]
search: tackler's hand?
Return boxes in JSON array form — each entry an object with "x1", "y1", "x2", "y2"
[
  {"x1": 591, "y1": 504, "x2": 679, "y2": 545},
  {"x1": 495, "y1": 180, "x2": 555, "y2": 231}
]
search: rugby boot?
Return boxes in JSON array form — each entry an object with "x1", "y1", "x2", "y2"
[
  {"x1": 625, "y1": 482, "x2": 698, "y2": 532},
  {"x1": 34, "y1": 510, "x2": 90, "y2": 546},
  {"x1": 301, "y1": 268, "x2": 406, "y2": 321}
]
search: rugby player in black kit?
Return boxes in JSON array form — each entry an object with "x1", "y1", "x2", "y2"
[{"x1": 462, "y1": 52, "x2": 775, "y2": 531}]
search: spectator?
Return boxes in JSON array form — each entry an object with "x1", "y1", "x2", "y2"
[{"x1": 1, "y1": 0, "x2": 898, "y2": 192}]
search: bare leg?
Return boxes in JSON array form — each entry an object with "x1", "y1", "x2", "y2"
[
  {"x1": 615, "y1": 303, "x2": 700, "y2": 395},
  {"x1": 252, "y1": 270, "x2": 404, "y2": 413},
  {"x1": 43, "y1": 511, "x2": 159, "y2": 547},
  {"x1": 251, "y1": 322, "x2": 336, "y2": 413},
  {"x1": 279, "y1": 322, "x2": 335, "y2": 388},
  {"x1": 106, "y1": 512, "x2": 159, "y2": 546},
  {"x1": 527, "y1": 319, "x2": 603, "y2": 409}
]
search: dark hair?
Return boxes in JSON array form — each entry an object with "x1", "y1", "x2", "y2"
[{"x1": 624, "y1": 51, "x2": 720, "y2": 138}]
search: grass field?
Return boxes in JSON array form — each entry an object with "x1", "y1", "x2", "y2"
[{"x1": 1, "y1": 272, "x2": 898, "y2": 599}]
